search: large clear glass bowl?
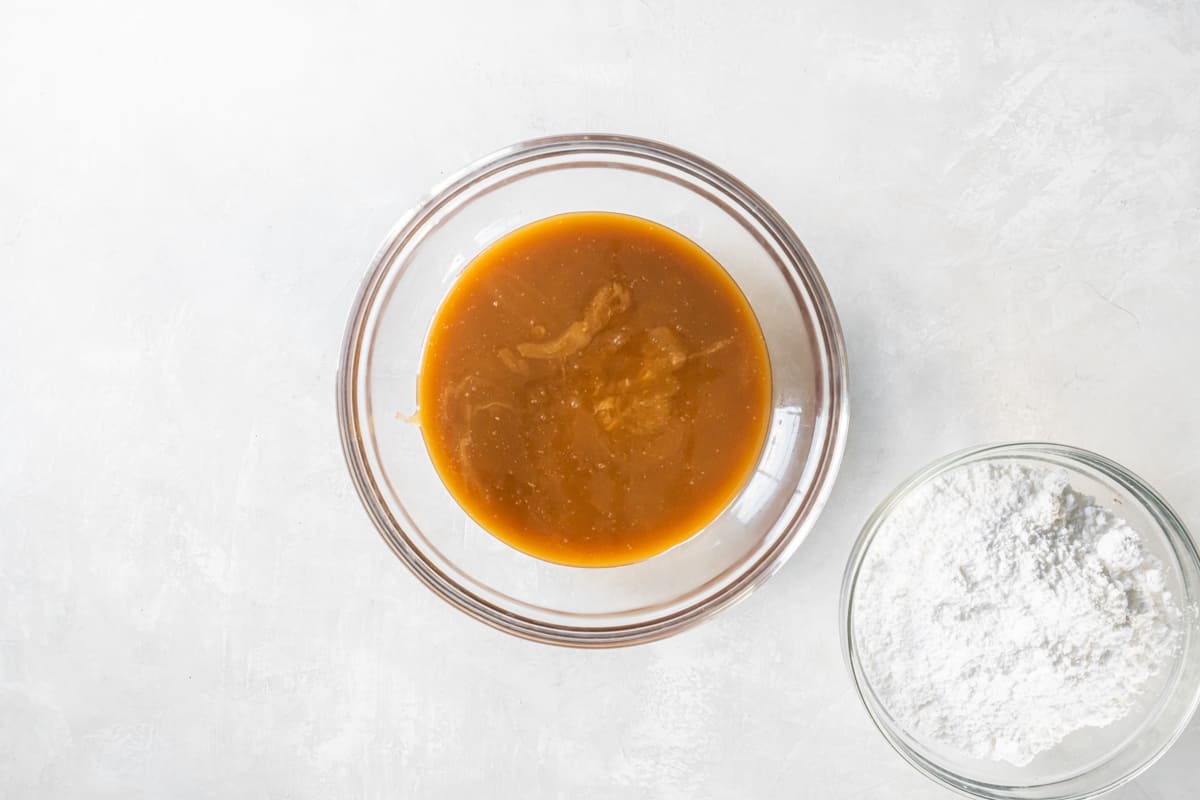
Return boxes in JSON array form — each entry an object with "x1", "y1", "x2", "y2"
[
  {"x1": 338, "y1": 134, "x2": 848, "y2": 646},
  {"x1": 842, "y1": 442, "x2": 1200, "y2": 797}
]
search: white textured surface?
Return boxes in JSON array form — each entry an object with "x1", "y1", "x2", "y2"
[{"x1": 2, "y1": 0, "x2": 1199, "y2": 797}]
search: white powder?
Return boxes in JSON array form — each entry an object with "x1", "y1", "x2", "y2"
[{"x1": 855, "y1": 461, "x2": 1182, "y2": 766}]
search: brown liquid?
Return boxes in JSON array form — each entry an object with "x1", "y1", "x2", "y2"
[{"x1": 418, "y1": 212, "x2": 771, "y2": 567}]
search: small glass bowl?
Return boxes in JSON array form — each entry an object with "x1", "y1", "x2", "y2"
[
  {"x1": 841, "y1": 442, "x2": 1200, "y2": 798},
  {"x1": 338, "y1": 134, "x2": 848, "y2": 646}
]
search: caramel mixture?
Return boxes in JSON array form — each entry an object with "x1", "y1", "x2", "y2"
[{"x1": 417, "y1": 212, "x2": 771, "y2": 566}]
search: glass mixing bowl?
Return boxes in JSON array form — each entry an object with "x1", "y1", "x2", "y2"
[
  {"x1": 338, "y1": 134, "x2": 848, "y2": 646},
  {"x1": 842, "y1": 442, "x2": 1200, "y2": 798}
]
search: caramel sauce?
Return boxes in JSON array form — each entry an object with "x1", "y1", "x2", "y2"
[{"x1": 417, "y1": 212, "x2": 771, "y2": 566}]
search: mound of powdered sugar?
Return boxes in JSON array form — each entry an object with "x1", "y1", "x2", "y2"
[{"x1": 855, "y1": 461, "x2": 1182, "y2": 766}]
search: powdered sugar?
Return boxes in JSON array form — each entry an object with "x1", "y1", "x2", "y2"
[{"x1": 855, "y1": 461, "x2": 1182, "y2": 766}]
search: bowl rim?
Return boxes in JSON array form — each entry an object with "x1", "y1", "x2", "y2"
[
  {"x1": 338, "y1": 133, "x2": 849, "y2": 647},
  {"x1": 840, "y1": 440, "x2": 1200, "y2": 798}
]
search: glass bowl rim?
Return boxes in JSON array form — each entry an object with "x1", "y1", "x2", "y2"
[
  {"x1": 338, "y1": 133, "x2": 850, "y2": 647},
  {"x1": 839, "y1": 440, "x2": 1200, "y2": 798}
]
